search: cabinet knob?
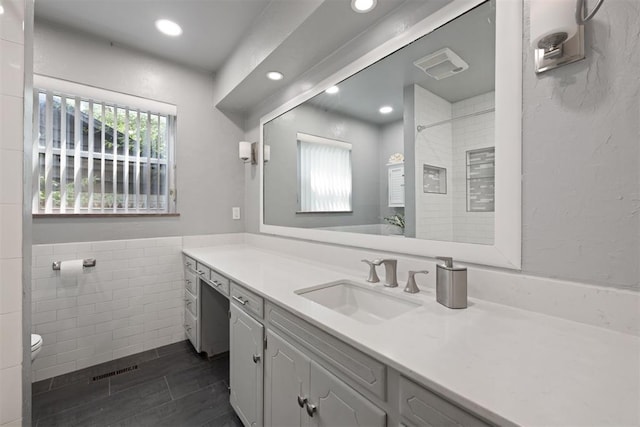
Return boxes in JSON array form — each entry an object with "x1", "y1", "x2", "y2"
[
  {"x1": 252, "y1": 354, "x2": 261, "y2": 363},
  {"x1": 185, "y1": 279, "x2": 191, "y2": 285},
  {"x1": 185, "y1": 262, "x2": 192, "y2": 267},
  {"x1": 297, "y1": 396, "x2": 307, "y2": 408},
  {"x1": 213, "y1": 280, "x2": 221, "y2": 286},
  {"x1": 197, "y1": 270, "x2": 206, "y2": 276},
  {"x1": 305, "y1": 402, "x2": 317, "y2": 417}
]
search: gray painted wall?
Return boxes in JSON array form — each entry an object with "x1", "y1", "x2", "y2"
[
  {"x1": 32, "y1": 20, "x2": 246, "y2": 244},
  {"x1": 378, "y1": 120, "x2": 404, "y2": 221},
  {"x1": 521, "y1": 0, "x2": 639, "y2": 290},
  {"x1": 263, "y1": 104, "x2": 380, "y2": 228},
  {"x1": 245, "y1": 0, "x2": 640, "y2": 290}
]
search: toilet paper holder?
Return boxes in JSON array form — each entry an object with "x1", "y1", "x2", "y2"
[{"x1": 52, "y1": 258, "x2": 97, "y2": 271}]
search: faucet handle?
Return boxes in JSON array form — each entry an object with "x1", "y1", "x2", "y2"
[
  {"x1": 436, "y1": 257, "x2": 454, "y2": 268},
  {"x1": 404, "y1": 270, "x2": 429, "y2": 294},
  {"x1": 361, "y1": 259, "x2": 380, "y2": 283}
]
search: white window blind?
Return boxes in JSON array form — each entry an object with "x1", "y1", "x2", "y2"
[
  {"x1": 32, "y1": 77, "x2": 177, "y2": 215},
  {"x1": 297, "y1": 132, "x2": 352, "y2": 212}
]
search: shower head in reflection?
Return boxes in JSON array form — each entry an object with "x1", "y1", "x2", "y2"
[{"x1": 417, "y1": 125, "x2": 427, "y2": 133}]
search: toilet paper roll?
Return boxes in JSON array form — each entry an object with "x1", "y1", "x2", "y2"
[{"x1": 60, "y1": 259, "x2": 84, "y2": 278}]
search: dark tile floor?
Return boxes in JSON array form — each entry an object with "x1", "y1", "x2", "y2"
[{"x1": 32, "y1": 340, "x2": 242, "y2": 427}]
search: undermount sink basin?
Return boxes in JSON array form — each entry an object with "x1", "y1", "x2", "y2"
[{"x1": 295, "y1": 280, "x2": 421, "y2": 324}]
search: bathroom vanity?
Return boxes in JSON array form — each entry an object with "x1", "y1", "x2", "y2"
[{"x1": 182, "y1": 243, "x2": 639, "y2": 427}]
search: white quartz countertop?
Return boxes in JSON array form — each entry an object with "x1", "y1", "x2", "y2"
[{"x1": 183, "y1": 244, "x2": 640, "y2": 426}]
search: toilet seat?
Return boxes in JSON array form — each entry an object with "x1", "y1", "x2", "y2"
[{"x1": 31, "y1": 334, "x2": 43, "y2": 361}]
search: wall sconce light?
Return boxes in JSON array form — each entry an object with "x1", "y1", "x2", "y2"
[
  {"x1": 263, "y1": 145, "x2": 270, "y2": 163},
  {"x1": 239, "y1": 141, "x2": 256, "y2": 164},
  {"x1": 239, "y1": 141, "x2": 270, "y2": 164},
  {"x1": 531, "y1": 0, "x2": 605, "y2": 74}
]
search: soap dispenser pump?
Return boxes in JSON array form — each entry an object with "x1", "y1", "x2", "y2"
[{"x1": 436, "y1": 256, "x2": 467, "y2": 309}]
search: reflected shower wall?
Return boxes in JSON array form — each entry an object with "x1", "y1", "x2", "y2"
[{"x1": 412, "y1": 85, "x2": 495, "y2": 245}]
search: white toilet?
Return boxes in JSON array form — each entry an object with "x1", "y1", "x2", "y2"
[{"x1": 31, "y1": 334, "x2": 43, "y2": 361}]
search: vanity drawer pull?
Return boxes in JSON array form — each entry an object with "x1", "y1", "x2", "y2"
[
  {"x1": 306, "y1": 403, "x2": 317, "y2": 417},
  {"x1": 230, "y1": 282, "x2": 263, "y2": 318},
  {"x1": 252, "y1": 354, "x2": 261, "y2": 363},
  {"x1": 297, "y1": 396, "x2": 307, "y2": 408},
  {"x1": 185, "y1": 261, "x2": 192, "y2": 267},
  {"x1": 232, "y1": 295, "x2": 248, "y2": 306},
  {"x1": 196, "y1": 270, "x2": 206, "y2": 276},
  {"x1": 212, "y1": 280, "x2": 221, "y2": 287}
]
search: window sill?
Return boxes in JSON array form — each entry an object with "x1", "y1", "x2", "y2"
[{"x1": 33, "y1": 213, "x2": 180, "y2": 219}]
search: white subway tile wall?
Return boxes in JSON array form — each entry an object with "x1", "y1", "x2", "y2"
[
  {"x1": 31, "y1": 237, "x2": 185, "y2": 381},
  {"x1": 414, "y1": 85, "x2": 454, "y2": 241},
  {"x1": 30, "y1": 233, "x2": 246, "y2": 382},
  {"x1": 0, "y1": 0, "x2": 25, "y2": 424},
  {"x1": 452, "y1": 92, "x2": 495, "y2": 244},
  {"x1": 413, "y1": 86, "x2": 495, "y2": 244}
]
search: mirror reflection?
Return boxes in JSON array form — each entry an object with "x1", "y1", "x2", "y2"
[{"x1": 264, "y1": 2, "x2": 496, "y2": 245}]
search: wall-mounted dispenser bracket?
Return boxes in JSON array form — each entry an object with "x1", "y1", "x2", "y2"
[
  {"x1": 534, "y1": 25, "x2": 584, "y2": 74},
  {"x1": 250, "y1": 142, "x2": 258, "y2": 165}
]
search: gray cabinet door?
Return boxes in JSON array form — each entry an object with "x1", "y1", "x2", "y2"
[
  {"x1": 230, "y1": 303, "x2": 264, "y2": 427},
  {"x1": 309, "y1": 360, "x2": 385, "y2": 427},
  {"x1": 264, "y1": 330, "x2": 311, "y2": 427}
]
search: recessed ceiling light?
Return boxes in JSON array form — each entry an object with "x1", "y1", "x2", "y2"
[
  {"x1": 266, "y1": 71, "x2": 284, "y2": 81},
  {"x1": 325, "y1": 86, "x2": 339, "y2": 94},
  {"x1": 379, "y1": 106, "x2": 393, "y2": 114},
  {"x1": 155, "y1": 19, "x2": 182, "y2": 37},
  {"x1": 351, "y1": 0, "x2": 377, "y2": 13}
]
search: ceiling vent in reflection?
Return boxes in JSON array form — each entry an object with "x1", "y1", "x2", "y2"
[{"x1": 413, "y1": 48, "x2": 469, "y2": 80}]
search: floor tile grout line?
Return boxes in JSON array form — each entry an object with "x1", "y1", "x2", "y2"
[{"x1": 164, "y1": 375, "x2": 175, "y2": 401}]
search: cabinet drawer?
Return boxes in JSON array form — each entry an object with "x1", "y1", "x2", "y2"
[
  {"x1": 399, "y1": 377, "x2": 490, "y2": 427},
  {"x1": 209, "y1": 269, "x2": 230, "y2": 295},
  {"x1": 230, "y1": 282, "x2": 264, "y2": 318},
  {"x1": 185, "y1": 289, "x2": 197, "y2": 317},
  {"x1": 266, "y1": 303, "x2": 386, "y2": 400},
  {"x1": 184, "y1": 255, "x2": 196, "y2": 271},
  {"x1": 184, "y1": 269, "x2": 198, "y2": 296},
  {"x1": 184, "y1": 308, "x2": 198, "y2": 350},
  {"x1": 195, "y1": 262, "x2": 210, "y2": 279}
]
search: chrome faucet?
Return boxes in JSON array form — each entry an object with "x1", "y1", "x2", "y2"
[
  {"x1": 404, "y1": 270, "x2": 429, "y2": 294},
  {"x1": 373, "y1": 258, "x2": 398, "y2": 288},
  {"x1": 361, "y1": 259, "x2": 380, "y2": 283}
]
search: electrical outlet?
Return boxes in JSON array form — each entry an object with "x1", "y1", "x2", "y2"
[{"x1": 232, "y1": 207, "x2": 241, "y2": 220}]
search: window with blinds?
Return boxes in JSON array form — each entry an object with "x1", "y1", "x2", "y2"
[
  {"x1": 297, "y1": 132, "x2": 352, "y2": 213},
  {"x1": 32, "y1": 77, "x2": 177, "y2": 215}
]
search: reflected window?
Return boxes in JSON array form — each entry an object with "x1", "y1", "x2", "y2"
[{"x1": 297, "y1": 132, "x2": 352, "y2": 213}]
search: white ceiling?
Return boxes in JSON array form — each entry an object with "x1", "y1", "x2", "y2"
[
  {"x1": 34, "y1": 0, "x2": 272, "y2": 72},
  {"x1": 308, "y1": 2, "x2": 496, "y2": 125},
  {"x1": 34, "y1": 0, "x2": 460, "y2": 114}
]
